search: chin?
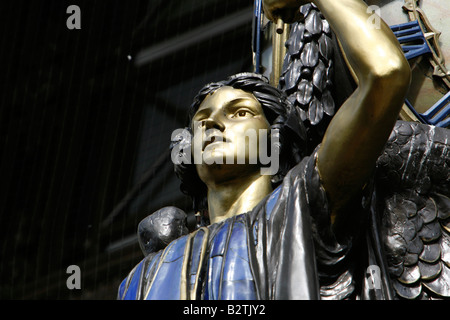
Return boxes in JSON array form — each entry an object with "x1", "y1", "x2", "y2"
[{"x1": 202, "y1": 152, "x2": 227, "y2": 165}]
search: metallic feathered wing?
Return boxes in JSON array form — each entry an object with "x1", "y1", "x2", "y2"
[
  {"x1": 376, "y1": 121, "x2": 450, "y2": 299},
  {"x1": 278, "y1": 4, "x2": 450, "y2": 300},
  {"x1": 278, "y1": 3, "x2": 356, "y2": 153}
]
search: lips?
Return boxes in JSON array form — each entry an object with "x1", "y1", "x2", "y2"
[{"x1": 202, "y1": 131, "x2": 228, "y2": 151}]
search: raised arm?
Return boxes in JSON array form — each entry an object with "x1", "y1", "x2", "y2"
[{"x1": 263, "y1": 0, "x2": 411, "y2": 218}]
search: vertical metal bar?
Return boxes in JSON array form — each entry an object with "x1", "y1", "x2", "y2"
[
  {"x1": 271, "y1": 19, "x2": 289, "y2": 87},
  {"x1": 253, "y1": 0, "x2": 262, "y2": 73}
]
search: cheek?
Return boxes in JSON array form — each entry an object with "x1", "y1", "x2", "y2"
[
  {"x1": 191, "y1": 130, "x2": 204, "y2": 152},
  {"x1": 229, "y1": 121, "x2": 269, "y2": 147},
  {"x1": 228, "y1": 119, "x2": 269, "y2": 136}
]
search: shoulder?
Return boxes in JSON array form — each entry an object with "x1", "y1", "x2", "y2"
[
  {"x1": 117, "y1": 233, "x2": 191, "y2": 300},
  {"x1": 118, "y1": 250, "x2": 161, "y2": 300}
]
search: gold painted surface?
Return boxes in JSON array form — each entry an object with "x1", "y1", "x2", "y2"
[
  {"x1": 271, "y1": 19, "x2": 290, "y2": 86},
  {"x1": 190, "y1": 0, "x2": 412, "y2": 229},
  {"x1": 263, "y1": 0, "x2": 411, "y2": 217},
  {"x1": 192, "y1": 86, "x2": 273, "y2": 224}
]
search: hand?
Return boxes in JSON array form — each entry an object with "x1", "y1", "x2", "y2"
[{"x1": 262, "y1": 0, "x2": 312, "y2": 23}]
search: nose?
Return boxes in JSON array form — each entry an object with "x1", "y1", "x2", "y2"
[{"x1": 203, "y1": 114, "x2": 225, "y2": 131}]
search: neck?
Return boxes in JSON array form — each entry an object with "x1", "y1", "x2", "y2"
[{"x1": 206, "y1": 174, "x2": 273, "y2": 224}]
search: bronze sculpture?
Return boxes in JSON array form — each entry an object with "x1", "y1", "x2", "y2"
[{"x1": 118, "y1": 0, "x2": 450, "y2": 300}]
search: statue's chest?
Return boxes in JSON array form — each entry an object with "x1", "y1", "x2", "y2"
[{"x1": 202, "y1": 214, "x2": 257, "y2": 300}]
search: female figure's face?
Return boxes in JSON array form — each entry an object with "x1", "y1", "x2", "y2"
[{"x1": 191, "y1": 86, "x2": 270, "y2": 185}]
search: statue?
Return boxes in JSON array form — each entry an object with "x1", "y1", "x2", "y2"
[{"x1": 118, "y1": 0, "x2": 450, "y2": 300}]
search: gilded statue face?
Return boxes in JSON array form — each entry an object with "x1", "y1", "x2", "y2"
[{"x1": 191, "y1": 86, "x2": 271, "y2": 185}]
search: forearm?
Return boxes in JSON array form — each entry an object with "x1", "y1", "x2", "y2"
[
  {"x1": 314, "y1": 0, "x2": 409, "y2": 84},
  {"x1": 314, "y1": 0, "x2": 411, "y2": 214},
  {"x1": 262, "y1": 0, "x2": 411, "y2": 214}
]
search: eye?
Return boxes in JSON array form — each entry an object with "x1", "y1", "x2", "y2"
[{"x1": 233, "y1": 109, "x2": 253, "y2": 118}]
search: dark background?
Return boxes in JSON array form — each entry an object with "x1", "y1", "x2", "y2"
[{"x1": 0, "y1": 0, "x2": 254, "y2": 299}]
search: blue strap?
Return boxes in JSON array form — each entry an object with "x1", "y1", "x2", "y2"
[
  {"x1": 390, "y1": 20, "x2": 431, "y2": 60},
  {"x1": 420, "y1": 91, "x2": 450, "y2": 127},
  {"x1": 253, "y1": 0, "x2": 263, "y2": 73},
  {"x1": 390, "y1": 21, "x2": 449, "y2": 128}
]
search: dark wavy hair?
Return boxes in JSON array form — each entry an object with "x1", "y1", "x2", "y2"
[{"x1": 171, "y1": 72, "x2": 307, "y2": 219}]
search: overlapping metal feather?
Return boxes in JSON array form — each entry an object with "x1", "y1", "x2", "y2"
[
  {"x1": 278, "y1": 3, "x2": 336, "y2": 152},
  {"x1": 278, "y1": 4, "x2": 450, "y2": 300},
  {"x1": 376, "y1": 121, "x2": 450, "y2": 299}
]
